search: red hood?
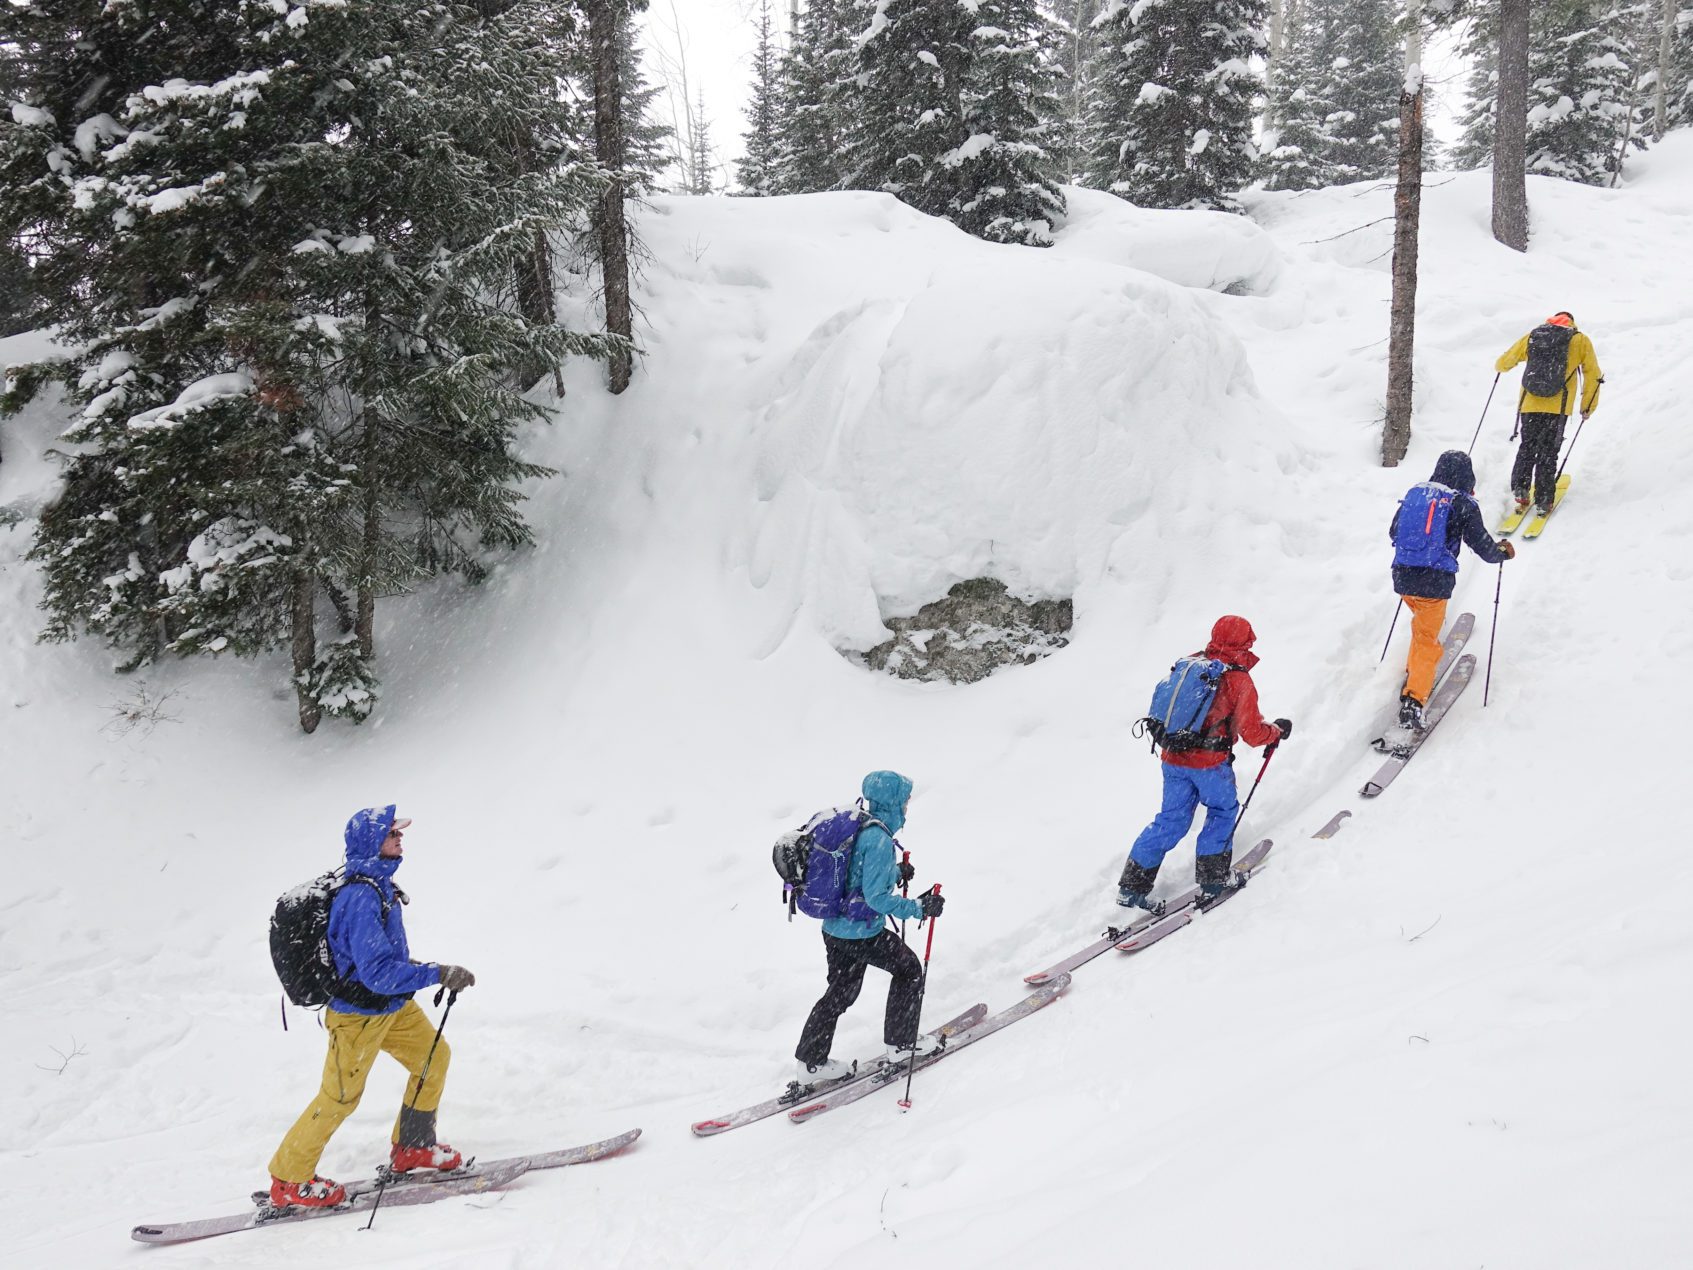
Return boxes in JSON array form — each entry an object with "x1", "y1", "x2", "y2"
[{"x1": 1204, "y1": 615, "x2": 1259, "y2": 669}]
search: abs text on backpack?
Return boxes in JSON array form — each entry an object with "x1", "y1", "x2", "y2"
[
  {"x1": 270, "y1": 870, "x2": 399, "y2": 1009},
  {"x1": 1393, "y1": 482, "x2": 1459, "y2": 573},
  {"x1": 1141, "y1": 656, "x2": 1228, "y2": 752},
  {"x1": 771, "y1": 805, "x2": 889, "y2": 923},
  {"x1": 1522, "y1": 323, "x2": 1577, "y2": 406}
]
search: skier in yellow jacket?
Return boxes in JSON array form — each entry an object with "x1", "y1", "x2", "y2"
[{"x1": 1495, "y1": 312, "x2": 1601, "y2": 517}]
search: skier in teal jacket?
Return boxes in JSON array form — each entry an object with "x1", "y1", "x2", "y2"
[{"x1": 793, "y1": 771, "x2": 944, "y2": 1084}]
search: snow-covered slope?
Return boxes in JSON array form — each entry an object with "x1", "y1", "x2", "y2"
[{"x1": 4, "y1": 134, "x2": 1692, "y2": 1268}]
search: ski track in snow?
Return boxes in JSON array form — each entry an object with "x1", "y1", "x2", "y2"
[{"x1": 3, "y1": 136, "x2": 1692, "y2": 1267}]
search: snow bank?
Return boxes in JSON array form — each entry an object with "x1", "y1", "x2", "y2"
[{"x1": 1053, "y1": 184, "x2": 1285, "y2": 294}]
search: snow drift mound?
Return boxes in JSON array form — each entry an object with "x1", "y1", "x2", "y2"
[{"x1": 543, "y1": 190, "x2": 1290, "y2": 661}]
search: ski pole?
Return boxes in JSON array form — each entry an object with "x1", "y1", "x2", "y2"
[
  {"x1": 1467, "y1": 372, "x2": 1501, "y2": 454},
  {"x1": 1484, "y1": 562, "x2": 1504, "y2": 707},
  {"x1": 1378, "y1": 598, "x2": 1403, "y2": 664},
  {"x1": 1552, "y1": 412, "x2": 1589, "y2": 485},
  {"x1": 364, "y1": 988, "x2": 458, "y2": 1231},
  {"x1": 1230, "y1": 741, "x2": 1278, "y2": 843},
  {"x1": 898, "y1": 885, "x2": 940, "y2": 1111}
]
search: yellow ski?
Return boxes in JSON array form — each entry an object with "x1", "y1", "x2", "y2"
[{"x1": 1520, "y1": 474, "x2": 1572, "y2": 540}]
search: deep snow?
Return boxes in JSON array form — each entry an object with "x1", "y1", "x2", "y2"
[{"x1": 3, "y1": 133, "x2": 1692, "y2": 1268}]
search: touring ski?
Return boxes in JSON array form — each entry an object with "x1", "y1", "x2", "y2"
[
  {"x1": 133, "y1": 1160, "x2": 529, "y2": 1244},
  {"x1": 787, "y1": 977, "x2": 1070, "y2": 1123},
  {"x1": 691, "y1": 1003, "x2": 987, "y2": 1137},
  {"x1": 1361, "y1": 653, "x2": 1475, "y2": 797},
  {"x1": 1311, "y1": 810, "x2": 1352, "y2": 839},
  {"x1": 247, "y1": 1127, "x2": 642, "y2": 1205},
  {"x1": 1113, "y1": 838, "x2": 1274, "y2": 953},
  {"x1": 1370, "y1": 611, "x2": 1474, "y2": 751},
  {"x1": 1519, "y1": 474, "x2": 1572, "y2": 539}
]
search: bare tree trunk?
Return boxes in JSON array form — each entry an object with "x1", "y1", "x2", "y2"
[
  {"x1": 291, "y1": 566, "x2": 321, "y2": 734},
  {"x1": 1492, "y1": 0, "x2": 1530, "y2": 252},
  {"x1": 1655, "y1": 0, "x2": 1677, "y2": 140},
  {"x1": 588, "y1": 0, "x2": 634, "y2": 394},
  {"x1": 1384, "y1": 9, "x2": 1424, "y2": 467},
  {"x1": 1268, "y1": 0, "x2": 1286, "y2": 103}
]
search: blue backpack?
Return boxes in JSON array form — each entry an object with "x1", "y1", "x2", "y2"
[
  {"x1": 1141, "y1": 655, "x2": 1227, "y2": 752},
  {"x1": 772, "y1": 805, "x2": 889, "y2": 922},
  {"x1": 1393, "y1": 482, "x2": 1459, "y2": 572}
]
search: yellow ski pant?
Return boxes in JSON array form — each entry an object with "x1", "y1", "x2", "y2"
[{"x1": 268, "y1": 1000, "x2": 450, "y2": 1183}]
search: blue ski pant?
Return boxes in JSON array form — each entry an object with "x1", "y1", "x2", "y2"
[{"x1": 1126, "y1": 761, "x2": 1240, "y2": 873}]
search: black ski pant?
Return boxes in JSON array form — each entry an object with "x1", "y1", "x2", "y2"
[
  {"x1": 1511, "y1": 412, "x2": 1566, "y2": 508},
  {"x1": 795, "y1": 928, "x2": 923, "y2": 1066}
]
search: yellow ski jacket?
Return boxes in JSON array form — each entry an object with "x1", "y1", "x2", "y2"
[{"x1": 1496, "y1": 328, "x2": 1602, "y2": 417}]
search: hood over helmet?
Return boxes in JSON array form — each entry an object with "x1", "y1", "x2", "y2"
[
  {"x1": 861, "y1": 770, "x2": 914, "y2": 835},
  {"x1": 1429, "y1": 449, "x2": 1477, "y2": 495},
  {"x1": 344, "y1": 805, "x2": 402, "y2": 881},
  {"x1": 1205, "y1": 614, "x2": 1259, "y2": 670}
]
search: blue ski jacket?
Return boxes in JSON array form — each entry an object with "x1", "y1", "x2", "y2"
[
  {"x1": 822, "y1": 771, "x2": 927, "y2": 940},
  {"x1": 327, "y1": 805, "x2": 442, "y2": 1015},
  {"x1": 1389, "y1": 451, "x2": 1510, "y2": 599}
]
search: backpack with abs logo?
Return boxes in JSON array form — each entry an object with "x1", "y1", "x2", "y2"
[
  {"x1": 1522, "y1": 323, "x2": 1577, "y2": 403},
  {"x1": 1139, "y1": 655, "x2": 1228, "y2": 753},
  {"x1": 1392, "y1": 482, "x2": 1459, "y2": 572},
  {"x1": 772, "y1": 804, "x2": 889, "y2": 922},
  {"x1": 269, "y1": 870, "x2": 403, "y2": 1010}
]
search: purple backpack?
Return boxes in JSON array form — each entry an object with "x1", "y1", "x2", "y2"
[{"x1": 771, "y1": 805, "x2": 889, "y2": 922}]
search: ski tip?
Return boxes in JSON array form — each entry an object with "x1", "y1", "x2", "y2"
[
  {"x1": 1360, "y1": 782, "x2": 1384, "y2": 799},
  {"x1": 1022, "y1": 971, "x2": 1049, "y2": 986},
  {"x1": 691, "y1": 1119, "x2": 731, "y2": 1136}
]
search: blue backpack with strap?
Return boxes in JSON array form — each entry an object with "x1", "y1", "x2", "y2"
[
  {"x1": 1141, "y1": 655, "x2": 1227, "y2": 752},
  {"x1": 1393, "y1": 482, "x2": 1459, "y2": 572},
  {"x1": 771, "y1": 805, "x2": 890, "y2": 922}
]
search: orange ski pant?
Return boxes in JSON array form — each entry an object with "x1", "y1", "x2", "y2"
[
  {"x1": 268, "y1": 1000, "x2": 450, "y2": 1183},
  {"x1": 1400, "y1": 595, "x2": 1448, "y2": 704}
]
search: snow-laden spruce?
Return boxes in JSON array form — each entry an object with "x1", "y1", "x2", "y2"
[
  {"x1": 1085, "y1": 0, "x2": 1267, "y2": 211},
  {"x1": 0, "y1": 0, "x2": 617, "y2": 731}
]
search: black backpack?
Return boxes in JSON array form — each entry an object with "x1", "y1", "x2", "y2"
[
  {"x1": 269, "y1": 870, "x2": 404, "y2": 1010},
  {"x1": 1521, "y1": 323, "x2": 1576, "y2": 402}
]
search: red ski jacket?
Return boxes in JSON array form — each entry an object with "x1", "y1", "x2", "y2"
[{"x1": 1164, "y1": 617, "x2": 1282, "y2": 770}]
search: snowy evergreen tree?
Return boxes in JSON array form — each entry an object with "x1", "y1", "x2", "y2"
[
  {"x1": 686, "y1": 87, "x2": 718, "y2": 193},
  {"x1": 1262, "y1": 0, "x2": 1332, "y2": 189},
  {"x1": 849, "y1": 0, "x2": 976, "y2": 216},
  {"x1": 564, "y1": 3, "x2": 671, "y2": 189},
  {"x1": 1321, "y1": 0, "x2": 1404, "y2": 182},
  {"x1": 738, "y1": 0, "x2": 783, "y2": 194},
  {"x1": 848, "y1": 0, "x2": 1065, "y2": 242},
  {"x1": 1085, "y1": 0, "x2": 1267, "y2": 211},
  {"x1": 773, "y1": 0, "x2": 863, "y2": 194},
  {"x1": 1, "y1": 0, "x2": 616, "y2": 731},
  {"x1": 1043, "y1": 0, "x2": 1107, "y2": 183},
  {"x1": 1456, "y1": 1, "x2": 1651, "y2": 184},
  {"x1": 951, "y1": 0, "x2": 1067, "y2": 243}
]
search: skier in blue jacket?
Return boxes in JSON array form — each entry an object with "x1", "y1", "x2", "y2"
[
  {"x1": 1389, "y1": 450, "x2": 1514, "y2": 729},
  {"x1": 794, "y1": 771, "x2": 945, "y2": 1084},
  {"x1": 267, "y1": 806, "x2": 477, "y2": 1210}
]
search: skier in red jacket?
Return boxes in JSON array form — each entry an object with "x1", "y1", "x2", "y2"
[{"x1": 1118, "y1": 616, "x2": 1288, "y2": 909}]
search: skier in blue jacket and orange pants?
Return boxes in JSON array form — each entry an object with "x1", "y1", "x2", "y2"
[{"x1": 1389, "y1": 450, "x2": 1514, "y2": 729}]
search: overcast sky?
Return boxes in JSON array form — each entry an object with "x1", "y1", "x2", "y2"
[{"x1": 638, "y1": 0, "x2": 768, "y2": 187}]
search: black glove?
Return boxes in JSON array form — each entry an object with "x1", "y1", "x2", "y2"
[
  {"x1": 1273, "y1": 717, "x2": 1293, "y2": 740},
  {"x1": 897, "y1": 858, "x2": 916, "y2": 886},
  {"x1": 437, "y1": 963, "x2": 476, "y2": 992},
  {"x1": 918, "y1": 891, "x2": 945, "y2": 920}
]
